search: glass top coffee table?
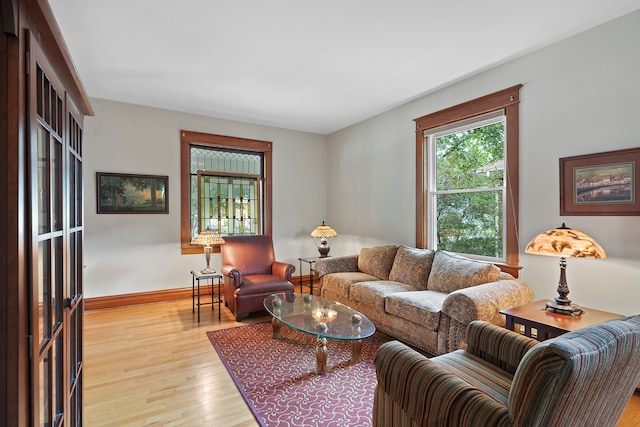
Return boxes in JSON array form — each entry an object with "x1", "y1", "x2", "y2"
[{"x1": 264, "y1": 292, "x2": 376, "y2": 375}]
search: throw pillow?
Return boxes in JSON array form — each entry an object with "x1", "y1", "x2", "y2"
[
  {"x1": 427, "y1": 251, "x2": 500, "y2": 293},
  {"x1": 388, "y1": 246, "x2": 435, "y2": 289},
  {"x1": 358, "y1": 245, "x2": 398, "y2": 280}
]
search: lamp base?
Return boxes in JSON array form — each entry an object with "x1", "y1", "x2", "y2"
[
  {"x1": 317, "y1": 247, "x2": 330, "y2": 257},
  {"x1": 200, "y1": 267, "x2": 217, "y2": 274},
  {"x1": 545, "y1": 300, "x2": 583, "y2": 316}
]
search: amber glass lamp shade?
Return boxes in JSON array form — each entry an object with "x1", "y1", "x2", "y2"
[
  {"x1": 525, "y1": 223, "x2": 606, "y2": 316},
  {"x1": 311, "y1": 221, "x2": 338, "y2": 257}
]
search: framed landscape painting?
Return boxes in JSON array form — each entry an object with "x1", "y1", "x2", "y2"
[
  {"x1": 97, "y1": 172, "x2": 169, "y2": 214},
  {"x1": 559, "y1": 148, "x2": 640, "y2": 216}
]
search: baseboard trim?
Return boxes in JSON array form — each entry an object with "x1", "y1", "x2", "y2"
[
  {"x1": 84, "y1": 287, "x2": 194, "y2": 311},
  {"x1": 85, "y1": 275, "x2": 314, "y2": 311}
]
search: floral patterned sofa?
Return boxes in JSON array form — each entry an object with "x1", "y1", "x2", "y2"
[{"x1": 314, "y1": 245, "x2": 534, "y2": 356}]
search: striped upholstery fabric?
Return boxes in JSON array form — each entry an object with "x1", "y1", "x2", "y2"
[
  {"x1": 373, "y1": 316, "x2": 640, "y2": 427},
  {"x1": 509, "y1": 315, "x2": 640, "y2": 426},
  {"x1": 465, "y1": 320, "x2": 538, "y2": 375}
]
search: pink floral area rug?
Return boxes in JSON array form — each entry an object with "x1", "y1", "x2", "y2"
[{"x1": 206, "y1": 321, "x2": 385, "y2": 427}]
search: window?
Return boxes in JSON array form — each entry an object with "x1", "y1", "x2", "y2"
[
  {"x1": 415, "y1": 85, "x2": 521, "y2": 276},
  {"x1": 180, "y1": 131, "x2": 272, "y2": 254}
]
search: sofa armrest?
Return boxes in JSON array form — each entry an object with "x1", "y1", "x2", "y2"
[
  {"x1": 314, "y1": 255, "x2": 359, "y2": 278},
  {"x1": 465, "y1": 321, "x2": 538, "y2": 374},
  {"x1": 442, "y1": 279, "x2": 534, "y2": 326},
  {"x1": 272, "y1": 261, "x2": 295, "y2": 281},
  {"x1": 373, "y1": 340, "x2": 508, "y2": 426}
]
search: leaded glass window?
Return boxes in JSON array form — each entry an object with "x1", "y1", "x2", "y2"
[{"x1": 190, "y1": 146, "x2": 263, "y2": 237}]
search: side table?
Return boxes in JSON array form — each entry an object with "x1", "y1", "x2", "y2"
[
  {"x1": 500, "y1": 299, "x2": 623, "y2": 341},
  {"x1": 298, "y1": 256, "x2": 323, "y2": 295},
  {"x1": 190, "y1": 271, "x2": 223, "y2": 323}
]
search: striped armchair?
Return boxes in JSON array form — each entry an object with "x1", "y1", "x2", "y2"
[{"x1": 373, "y1": 317, "x2": 640, "y2": 427}]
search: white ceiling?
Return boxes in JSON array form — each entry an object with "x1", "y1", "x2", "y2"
[{"x1": 49, "y1": 1, "x2": 640, "y2": 135}]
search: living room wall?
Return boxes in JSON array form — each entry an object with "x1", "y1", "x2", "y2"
[
  {"x1": 325, "y1": 10, "x2": 640, "y2": 315},
  {"x1": 83, "y1": 100, "x2": 327, "y2": 298}
]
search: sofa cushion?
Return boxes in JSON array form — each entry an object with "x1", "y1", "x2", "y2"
[
  {"x1": 427, "y1": 251, "x2": 500, "y2": 293},
  {"x1": 319, "y1": 271, "x2": 379, "y2": 300},
  {"x1": 358, "y1": 245, "x2": 398, "y2": 280},
  {"x1": 388, "y1": 246, "x2": 435, "y2": 290},
  {"x1": 385, "y1": 290, "x2": 446, "y2": 331},
  {"x1": 350, "y1": 281, "x2": 418, "y2": 310}
]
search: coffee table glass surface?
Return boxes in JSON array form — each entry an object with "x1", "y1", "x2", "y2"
[
  {"x1": 264, "y1": 292, "x2": 375, "y2": 340},
  {"x1": 263, "y1": 292, "x2": 376, "y2": 374}
]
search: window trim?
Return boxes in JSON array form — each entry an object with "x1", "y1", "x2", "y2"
[
  {"x1": 180, "y1": 130, "x2": 272, "y2": 254},
  {"x1": 414, "y1": 85, "x2": 522, "y2": 276}
]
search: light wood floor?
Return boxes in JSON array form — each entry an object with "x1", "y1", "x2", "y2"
[{"x1": 84, "y1": 298, "x2": 640, "y2": 426}]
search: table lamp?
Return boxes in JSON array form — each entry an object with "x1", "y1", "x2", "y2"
[
  {"x1": 311, "y1": 221, "x2": 337, "y2": 257},
  {"x1": 191, "y1": 228, "x2": 225, "y2": 274},
  {"x1": 525, "y1": 223, "x2": 606, "y2": 316}
]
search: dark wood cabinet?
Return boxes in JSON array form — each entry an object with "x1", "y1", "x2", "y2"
[{"x1": 1, "y1": 1, "x2": 92, "y2": 425}]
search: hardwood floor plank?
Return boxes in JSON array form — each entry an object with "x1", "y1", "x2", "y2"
[
  {"x1": 84, "y1": 298, "x2": 640, "y2": 426},
  {"x1": 84, "y1": 299, "x2": 263, "y2": 426}
]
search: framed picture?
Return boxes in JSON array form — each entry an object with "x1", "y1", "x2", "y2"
[
  {"x1": 97, "y1": 172, "x2": 169, "y2": 214},
  {"x1": 559, "y1": 147, "x2": 640, "y2": 216}
]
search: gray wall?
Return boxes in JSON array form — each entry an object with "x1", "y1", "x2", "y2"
[
  {"x1": 84, "y1": 10, "x2": 639, "y2": 316},
  {"x1": 84, "y1": 100, "x2": 327, "y2": 297},
  {"x1": 326, "y1": 10, "x2": 640, "y2": 315}
]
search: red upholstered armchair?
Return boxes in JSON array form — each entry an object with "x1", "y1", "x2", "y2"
[{"x1": 220, "y1": 235, "x2": 295, "y2": 321}]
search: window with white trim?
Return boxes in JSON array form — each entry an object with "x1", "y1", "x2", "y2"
[{"x1": 426, "y1": 111, "x2": 506, "y2": 261}]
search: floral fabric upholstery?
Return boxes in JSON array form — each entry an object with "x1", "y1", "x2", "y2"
[
  {"x1": 357, "y1": 245, "x2": 398, "y2": 280},
  {"x1": 384, "y1": 290, "x2": 446, "y2": 331},
  {"x1": 316, "y1": 246, "x2": 534, "y2": 356},
  {"x1": 318, "y1": 271, "x2": 379, "y2": 299},
  {"x1": 427, "y1": 250, "x2": 500, "y2": 293},
  {"x1": 349, "y1": 281, "x2": 418, "y2": 310},
  {"x1": 388, "y1": 246, "x2": 435, "y2": 290},
  {"x1": 442, "y1": 279, "x2": 535, "y2": 325},
  {"x1": 313, "y1": 254, "x2": 359, "y2": 278}
]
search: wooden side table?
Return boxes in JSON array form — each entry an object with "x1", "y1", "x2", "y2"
[{"x1": 500, "y1": 299, "x2": 623, "y2": 341}]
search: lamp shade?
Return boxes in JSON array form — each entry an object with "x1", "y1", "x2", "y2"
[
  {"x1": 191, "y1": 229, "x2": 224, "y2": 274},
  {"x1": 191, "y1": 228, "x2": 225, "y2": 246},
  {"x1": 311, "y1": 221, "x2": 337, "y2": 257},
  {"x1": 311, "y1": 222, "x2": 337, "y2": 238},
  {"x1": 525, "y1": 223, "x2": 605, "y2": 316},
  {"x1": 525, "y1": 223, "x2": 606, "y2": 259}
]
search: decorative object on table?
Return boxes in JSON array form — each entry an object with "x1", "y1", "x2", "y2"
[
  {"x1": 559, "y1": 147, "x2": 640, "y2": 216},
  {"x1": 311, "y1": 221, "x2": 338, "y2": 257},
  {"x1": 525, "y1": 223, "x2": 606, "y2": 316},
  {"x1": 191, "y1": 228, "x2": 225, "y2": 274},
  {"x1": 96, "y1": 172, "x2": 168, "y2": 214},
  {"x1": 207, "y1": 321, "x2": 384, "y2": 426}
]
